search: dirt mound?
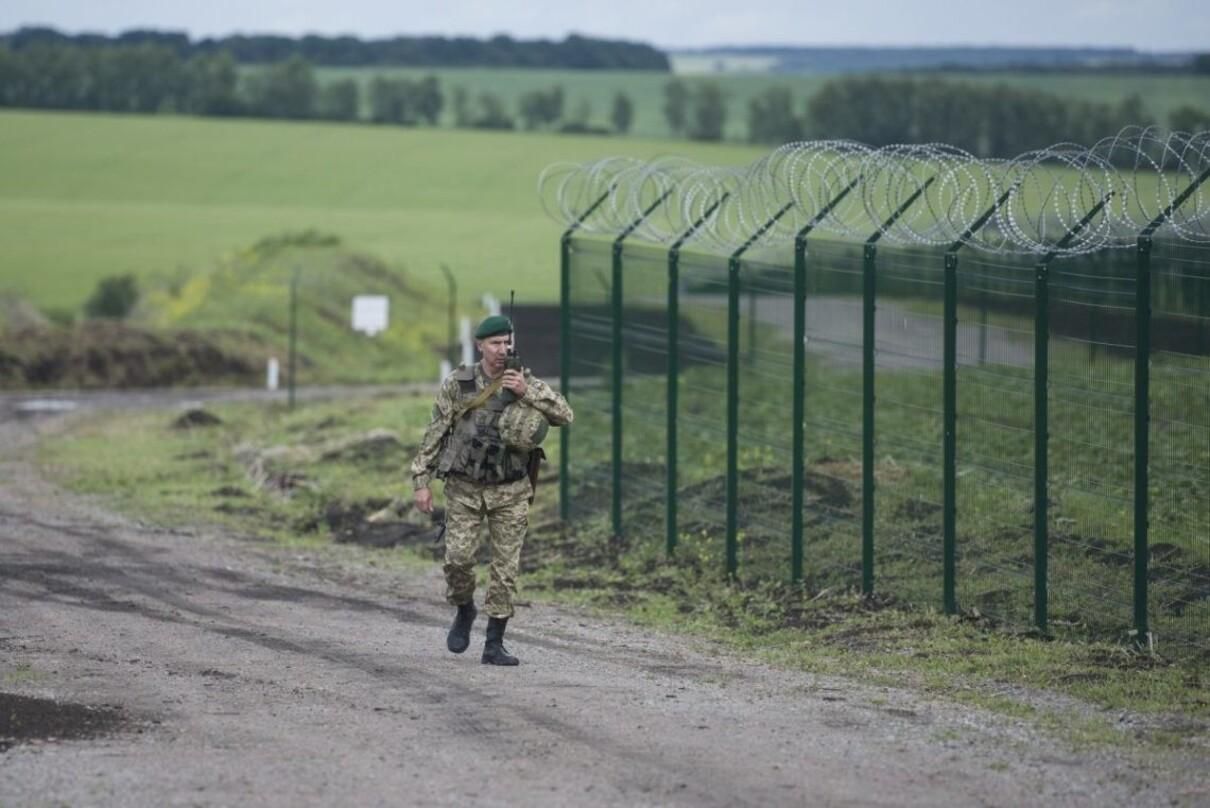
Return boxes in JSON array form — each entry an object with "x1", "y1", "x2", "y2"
[
  {"x1": 0, "y1": 321, "x2": 264, "y2": 389},
  {"x1": 318, "y1": 429, "x2": 406, "y2": 462},
  {"x1": 234, "y1": 443, "x2": 317, "y2": 495},
  {"x1": 294, "y1": 498, "x2": 445, "y2": 550},
  {"x1": 173, "y1": 408, "x2": 224, "y2": 429}
]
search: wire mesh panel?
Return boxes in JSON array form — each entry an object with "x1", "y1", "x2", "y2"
[
  {"x1": 565, "y1": 237, "x2": 614, "y2": 524},
  {"x1": 1150, "y1": 237, "x2": 1210, "y2": 661},
  {"x1": 954, "y1": 253, "x2": 1037, "y2": 625},
  {"x1": 733, "y1": 251, "x2": 797, "y2": 579},
  {"x1": 872, "y1": 245, "x2": 946, "y2": 606},
  {"x1": 802, "y1": 239, "x2": 866, "y2": 592},
  {"x1": 672, "y1": 250, "x2": 731, "y2": 558},
  {"x1": 1047, "y1": 251, "x2": 1137, "y2": 641},
  {"x1": 618, "y1": 241, "x2": 671, "y2": 539}
]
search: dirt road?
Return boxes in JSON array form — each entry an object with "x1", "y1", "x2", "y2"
[{"x1": 0, "y1": 395, "x2": 1205, "y2": 807}]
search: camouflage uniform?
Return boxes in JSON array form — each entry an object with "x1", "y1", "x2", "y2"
[{"x1": 410, "y1": 362, "x2": 573, "y2": 618}]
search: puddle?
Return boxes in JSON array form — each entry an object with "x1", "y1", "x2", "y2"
[
  {"x1": 0, "y1": 692, "x2": 129, "y2": 752},
  {"x1": 12, "y1": 399, "x2": 79, "y2": 416}
]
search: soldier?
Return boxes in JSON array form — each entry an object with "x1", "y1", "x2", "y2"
[{"x1": 410, "y1": 314, "x2": 573, "y2": 666}]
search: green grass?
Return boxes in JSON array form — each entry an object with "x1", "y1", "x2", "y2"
[
  {"x1": 0, "y1": 109, "x2": 766, "y2": 312},
  {"x1": 310, "y1": 66, "x2": 1210, "y2": 141},
  {"x1": 35, "y1": 394, "x2": 1209, "y2": 750}
]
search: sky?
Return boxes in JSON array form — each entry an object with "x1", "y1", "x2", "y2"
[{"x1": 1, "y1": 0, "x2": 1206, "y2": 52}]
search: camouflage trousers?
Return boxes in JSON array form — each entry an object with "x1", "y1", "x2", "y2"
[{"x1": 442, "y1": 476, "x2": 531, "y2": 619}]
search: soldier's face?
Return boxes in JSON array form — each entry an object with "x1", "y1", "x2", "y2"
[{"x1": 478, "y1": 334, "x2": 511, "y2": 375}]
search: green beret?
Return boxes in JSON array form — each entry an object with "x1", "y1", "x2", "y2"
[{"x1": 474, "y1": 315, "x2": 513, "y2": 339}]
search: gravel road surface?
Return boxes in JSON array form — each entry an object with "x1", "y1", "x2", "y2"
[{"x1": 1, "y1": 393, "x2": 1206, "y2": 807}]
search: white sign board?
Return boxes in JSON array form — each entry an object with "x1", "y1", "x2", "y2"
[{"x1": 351, "y1": 295, "x2": 390, "y2": 336}]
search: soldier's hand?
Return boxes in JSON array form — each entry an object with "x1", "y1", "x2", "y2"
[
  {"x1": 414, "y1": 487, "x2": 433, "y2": 514},
  {"x1": 501, "y1": 369, "x2": 527, "y2": 398}
]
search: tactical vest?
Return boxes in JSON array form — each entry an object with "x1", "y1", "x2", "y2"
[{"x1": 435, "y1": 367, "x2": 530, "y2": 485}]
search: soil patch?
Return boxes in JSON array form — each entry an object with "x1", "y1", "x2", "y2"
[
  {"x1": 308, "y1": 499, "x2": 446, "y2": 550},
  {"x1": 0, "y1": 692, "x2": 130, "y2": 753},
  {"x1": 0, "y1": 321, "x2": 264, "y2": 389},
  {"x1": 173, "y1": 408, "x2": 223, "y2": 429}
]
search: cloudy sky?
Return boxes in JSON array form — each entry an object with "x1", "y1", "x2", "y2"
[{"x1": 2, "y1": 0, "x2": 1205, "y2": 51}]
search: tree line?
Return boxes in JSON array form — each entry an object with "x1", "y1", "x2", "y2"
[
  {"x1": 0, "y1": 41, "x2": 640, "y2": 132},
  {"x1": 0, "y1": 26, "x2": 669, "y2": 70},
  {"x1": 2, "y1": 38, "x2": 1206, "y2": 149},
  {"x1": 660, "y1": 75, "x2": 1209, "y2": 156}
]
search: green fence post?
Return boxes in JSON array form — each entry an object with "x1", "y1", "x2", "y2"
[
  {"x1": 792, "y1": 235, "x2": 807, "y2": 583},
  {"x1": 1131, "y1": 166, "x2": 1210, "y2": 645},
  {"x1": 1033, "y1": 192, "x2": 1115, "y2": 634},
  {"x1": 791, "y1": 178, "x2": 859, "y2": 584},
  {"x1": 943, "y1": 252, "x2": 959, "y2": 613},
  {"x1": 288, "y1": 265, "x2": 299, "y2": 410},
  {"x1": 610, "y1": 240, "x2": 624, "y2": 539},
  {"x1": 1134, "y1": 235, "x2": 1152, "y2": 643},
  {"x1": 611, "y1": 189, "x2": 674, "y2": 539},
  {"x1": 862, "y1": 242, "x2": 877, "y2": 595},
  {"x1": 861, "y1": 177, "x2": 935, "y2": 596},
  {"x1": 943, "y1": 186, "x2": 1015, "y2": 615},
  {"x1": 666, "y1": 194, "x2": 729, "y2": 557},
  {"x1": 727, "y1": 201, "x2": 795, "y2": 578},
  {"x1": 1033, "y1": 257, "x2": 1049, "y2": 633},
  {"x1": 559, "y1": 188, "x2": 612, "y2": 523}
]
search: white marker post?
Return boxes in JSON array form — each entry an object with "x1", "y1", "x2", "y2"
[
  {"x1": 351, "y1": 295, "x2": 390, "y2": 336},
  {"x1": 460, "y1": 316, "x2": 474, "y2": 367},
  {"x1": 266, "y1": 357, "x2": 280, "y2": 391}
]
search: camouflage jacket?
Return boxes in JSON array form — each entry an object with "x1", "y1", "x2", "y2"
[{"x1": 410, "y1": 363, "x2": 573, "y2": 491}]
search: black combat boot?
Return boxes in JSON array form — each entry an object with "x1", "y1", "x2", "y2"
[
  {"x1": 446, "y1": 601, "x2": 477, "y2": 654},
  {"x1": 481, "y1": 617, "x2": 519, "y2": 666}
]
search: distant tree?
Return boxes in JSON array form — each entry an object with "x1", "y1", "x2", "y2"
[
  {"x1": 317, "y1": 78, "x2": 359, "y2": 121},
  {"x1": 89, "y1": 44, "x2": 188, "y2": 113},
  {"x1": 471, "y1": 91, "x2": 514, "y2": 129},
  {"x1": 1170, "y1": 105, "x2": 1210, "y2": 132},
  {"x1": 368, "y1": 76, "x2": 409, "y2": 123},
  {"x1": 0, "y1": 46, "x2": 31, "y2": 106},
  {"x1": 243, "y1": 55, "x2": 317, "y2": 119},
  {"x1": 687, "y1": 81, "x2": 725, "y2": 141},
  {"x1": 663, "y1": 79, "x2": 689, "y2": 136},
  {"x1": 1113, "y1": 94, "x2": 1152, "y2": 127},
  {"x1": 184, "y1": 51, "x2": 241, "y2": 115},
  {"x1": 83, "y1": 274, "x2": 139, "y2": 320},
  {"x1": 413, "y1": 75, "x2": 443, "y2": 124},
  {"x1": 367, "y1": 75, "x2": 444, "y2": 125},
  {"x1": 610, "y1": 91, "x2": 634, "y2": 134},
  {"x1": 568, "y1": 97, "x2": 593, "y2": 126},
  {"x1": 1192, "y1": 53, "x2": 1210, "y2": 74},
  {"x1": 451, "y1": 85, "x2": 471, "y2": 126},
  {"x1": 18, "y1": 43, "x2": 90, "y2": 109},
  {"x1": 806, "y1": 76, "x2": 914, "y2": 145},
  {"x1": 911, "y1": 79, "x2": 982, "y2": 154},
  {"x1": 746, "y1": 86, "x2": 801, "y2": 144},
  {"x1": 517, "y1": 85, "x2": 563, "y2": 129}
]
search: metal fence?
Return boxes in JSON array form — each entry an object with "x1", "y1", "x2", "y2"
[{"x1": 547, "y1": 129, "x2": 1210, "y2": 660}]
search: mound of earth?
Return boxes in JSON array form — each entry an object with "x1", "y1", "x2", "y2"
[{"x1": 0, "y1": 321, "x2": 266, "y2": 389}]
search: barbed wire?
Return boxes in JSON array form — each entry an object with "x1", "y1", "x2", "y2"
[{"x1": 538, "y1": 127, "x2": 1210, "y2": 255}]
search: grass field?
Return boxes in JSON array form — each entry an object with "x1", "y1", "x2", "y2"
[
  {"x1": 310, "y1": 65, "x2": 1210, "y2": 140},
  {"x1": 0, "y1": 109, "x2": 765, "y2": 312}
]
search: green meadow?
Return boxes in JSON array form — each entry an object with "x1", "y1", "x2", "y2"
[
  {"x1": 311, "y1": 65, "x2": 1210, "y2": 140},
  {"x1": 0, "y1": 109, "x2": 764, "y2": 312}
]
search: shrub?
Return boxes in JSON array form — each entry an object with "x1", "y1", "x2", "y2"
[{"x1": 83, "y1": 274, "x2": 139, "y2": 320}]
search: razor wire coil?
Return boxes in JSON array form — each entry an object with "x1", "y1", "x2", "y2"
[{"x1": 538, "y1": 127, "x2": 1210, "y2": 255}]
